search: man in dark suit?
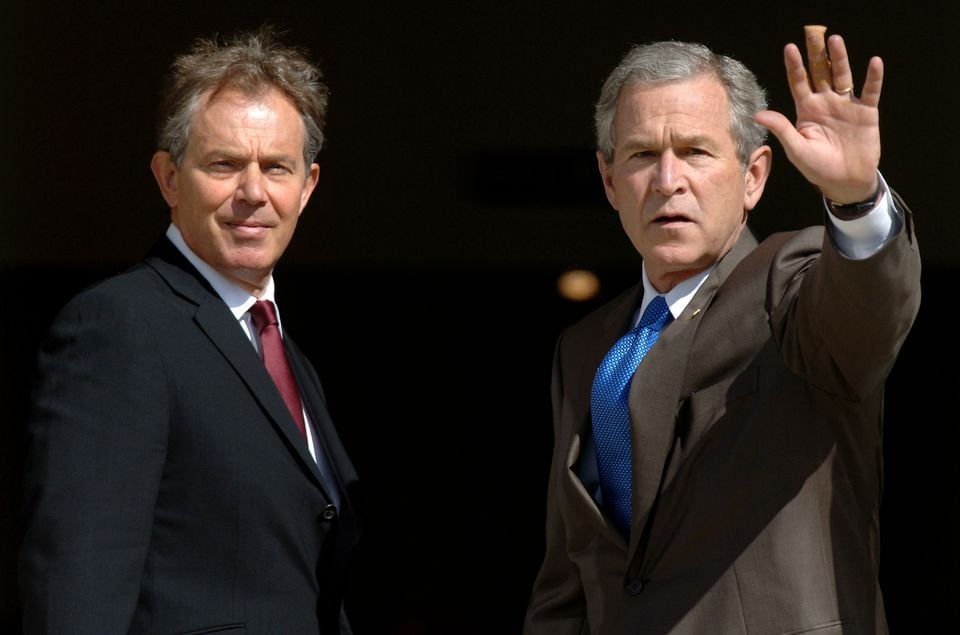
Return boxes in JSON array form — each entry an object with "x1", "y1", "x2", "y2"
[
  {"x1": 18, "y1": 28, "x2": 359, "y2": 633},
  {"x1": 525, "y1": 27, "x2": 920, "y2": 634}
]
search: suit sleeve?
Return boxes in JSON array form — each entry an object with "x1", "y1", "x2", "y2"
[
  {"x1": 771, "y1": 190, "x2": 921, "y2": 401},
  {"x1": 524, "y1": 334, "x2": 588, "y2": 635},
  {"x1": 18, "y1": 287, "x2": 169, "y2": 633}
]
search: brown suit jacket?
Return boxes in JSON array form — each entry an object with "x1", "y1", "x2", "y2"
[{"x1": 525, "y1": 197, "x2": 921, "y2": 635}]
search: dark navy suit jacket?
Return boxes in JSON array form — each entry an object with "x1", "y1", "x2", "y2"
[{"x1": 19, "y1": 238, "x2": 360, "y2": 634}]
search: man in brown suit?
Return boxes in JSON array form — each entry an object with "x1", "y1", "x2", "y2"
[{"x1": 524, "y1": 27, "x2": 920, "y2": 634}]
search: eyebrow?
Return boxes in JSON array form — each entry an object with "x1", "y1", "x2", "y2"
[
  {"x1": 620, "y1": 134, "x2": 717, "y2": 150},
  {"x1": 198, "y1": 150, "x2": 301, "y2": 167}
]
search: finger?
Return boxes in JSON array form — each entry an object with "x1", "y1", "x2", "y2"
[
  {"x1": 804, "y1": 25, "x2": 832, "y2": 92},
  {"x1": 783, "y1": 43, "x2": 812, "y2": 102},
  {"x1": 827, "y1": 34, "x2": 855, "y2": 96},
  {"x1": 860, "y1": 56, "x2": 884, "y2": 107}
]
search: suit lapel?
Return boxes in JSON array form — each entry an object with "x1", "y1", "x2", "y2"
[
  {"x1": 626, "y1": 278, "x2": 712, "y2": 558},
  {"x1": 144, "y1": 239, "x2": 329, "y2": 490},
  {"x1": 285, "y1": 338, "x2": 355, "y2": 484},
  {"x1": 195, "y1": 301, "x2": 329, "y2": 485},
  {"x1": 285, "y1": 335, "x2": 360, "y2": 510},
  {"x1": 625, "y1": 229, "x2": 759, "y2": 563}
]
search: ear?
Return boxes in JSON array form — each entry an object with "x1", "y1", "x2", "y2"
[
  {"x1": 596, "y1": 151, "x2": 619, "y2": 210},
  {"x1": 150, "y1": 151, "x2": 179, "y2": 209},
  {"x1": 298, "y1": 163, "x2": 321, "y2": 215},
  {"x1": 743, "y1": 145, "x2": 772, "y2": 212}
]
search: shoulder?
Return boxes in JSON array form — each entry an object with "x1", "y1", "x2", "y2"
[
  {"x1": 717, "y1": 227, "x2": 824, "y2": 299},
  {"x1": 736, "y1": 227, "x2": 823, "y2": 274},
  {"x1": 555, "y1": 282, "x2": 640, "y2": 356},
  {"x1": 569, "y1": 280, "x2": 637, "y2": 325},
  {"x1": 44, "y1": 260, "x2": 193, "y2": 352},
  {"x1": 56, "y1": 263, "x2": 169, "y2": 320}
]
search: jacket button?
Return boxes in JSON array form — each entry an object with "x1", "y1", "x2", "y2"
[
  {"x1": 625, "y1": 577, "x2": 644, "y2": 595},
  {"x1": 319, "y1": 504, "x2": 337, "y2": 521}
]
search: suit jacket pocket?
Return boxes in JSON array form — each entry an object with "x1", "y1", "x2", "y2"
[
  {"x1": 678, "y1": 364, "x2": 759, "y2": 448},
  {"x1": 176, "y1": 624, "x2": 246, "y2": 635},
  {"x1": 783, "y1": 619, "x2": 851, "y2": 634}
]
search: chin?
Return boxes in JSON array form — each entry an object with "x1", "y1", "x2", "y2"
[
  {"x1": 223, "y1": 253, "x2": 273, "y2": 275},
  {"x1": 647, "y1": 244, "x2": 699, "y2": 267},
  {"x1": 226, "y1": 245, "x2": 275, "y2": 266}
]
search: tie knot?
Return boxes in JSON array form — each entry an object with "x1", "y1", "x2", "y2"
[
  {"x1": 250, "y1": 300, "x2": 279, "y2": 332},
  {"x1": 638, "y1": 295, "x2": 671, "y2": 330}
]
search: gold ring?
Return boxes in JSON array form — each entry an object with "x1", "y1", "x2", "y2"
[{"x1": 833, "y1": 86, "x2": 854, "y2": 95}]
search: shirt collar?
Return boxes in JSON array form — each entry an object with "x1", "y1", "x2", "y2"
[
  {"x1": 165, "y1": 223, "x2": 276, "y2": 321},
  {"x1": 635, "y1": 263, "x2": 714, "y2": 327}
]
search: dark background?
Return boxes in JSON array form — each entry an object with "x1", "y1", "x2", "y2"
[{"x1": 1, "y1": 1, "x2": 956, "y2": 632}]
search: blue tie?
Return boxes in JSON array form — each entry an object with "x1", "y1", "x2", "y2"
[{"x1": 591, "y1": 295, "x2": 672, "y2": 537}]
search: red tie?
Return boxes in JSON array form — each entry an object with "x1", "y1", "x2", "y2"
[{"x1": 250, "y1": 300, "x2": 306, "y2": 440}]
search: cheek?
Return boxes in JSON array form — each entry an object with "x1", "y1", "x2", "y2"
[
  {"x1": 621, "y1": 172, "x2": 649, "y2": 199},
  {"x1": 178, "y1": 186, "x2": 233, "y2": 222},
  {"x1": 704, "y1": 173, "x2": 746, "y2": 214},
  {"x1": 617, "y1": 213, "x2": 649, "y2": 254},
  {"x1": 717, "y1": 169, "x2": 747, "y2": 203},
  {"x1": 271, "y1": 186, "x2": 309, "y2": 215}
]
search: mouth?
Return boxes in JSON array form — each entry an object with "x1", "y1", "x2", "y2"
[
  {"x1": 225, "y1": 221, "x2": 271, "y2": 239},
  {"x1": 651, "y1": 212, "x2": 693, "y2": 227}
]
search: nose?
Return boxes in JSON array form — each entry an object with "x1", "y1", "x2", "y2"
[
  {"x1": 653, "y1": 152, "x2": 685, "y2": 197},
  {"x1": 235, "y1": 164, "x2": 268, "y2": 205}
]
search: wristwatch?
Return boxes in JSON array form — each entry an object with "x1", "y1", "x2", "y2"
[{"x1": 827, "y1": 181, "x2": 882, "y2": 219}]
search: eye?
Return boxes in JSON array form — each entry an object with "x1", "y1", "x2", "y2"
[
  {"x1": 264, "y1": 163, "x2": 293, "y2": 175},
  {"x1": 208, "y1": 160, "x2": 239, "y2": 172},
  {"x1": 682, "y1": 147, "x2": 711, "y2": 158}
]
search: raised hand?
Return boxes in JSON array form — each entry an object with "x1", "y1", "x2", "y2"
[{"x1": 754, "y1": 26, "x2": 883, "y2": 204}]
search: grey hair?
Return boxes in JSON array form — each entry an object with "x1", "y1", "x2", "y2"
[
  {"x1": 595, "y1": 41, "x2": 768, "y2": 167},
  {"x1": 157, "y1": 26, "x2": 329, "y2": 169}
]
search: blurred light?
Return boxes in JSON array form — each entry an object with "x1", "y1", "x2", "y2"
[{"x1": 557, "y1": 269, "x2": 600, "y2": 302}]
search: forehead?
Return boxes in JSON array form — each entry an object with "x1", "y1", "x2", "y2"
[
  {"x1": 190, "y1": 86, "x2": 305, "y2": 144},
  {"x1": 613, "y1": 74, "x2": 732, "y2": 143}
]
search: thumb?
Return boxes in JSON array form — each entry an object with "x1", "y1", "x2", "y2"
[{"x1": 754, "y1": 110, "x2": 804, "y2": 154}]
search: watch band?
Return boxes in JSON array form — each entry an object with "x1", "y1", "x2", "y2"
[{"x1": 827, "y1": 181, "x2": 882, "y2": 219}]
